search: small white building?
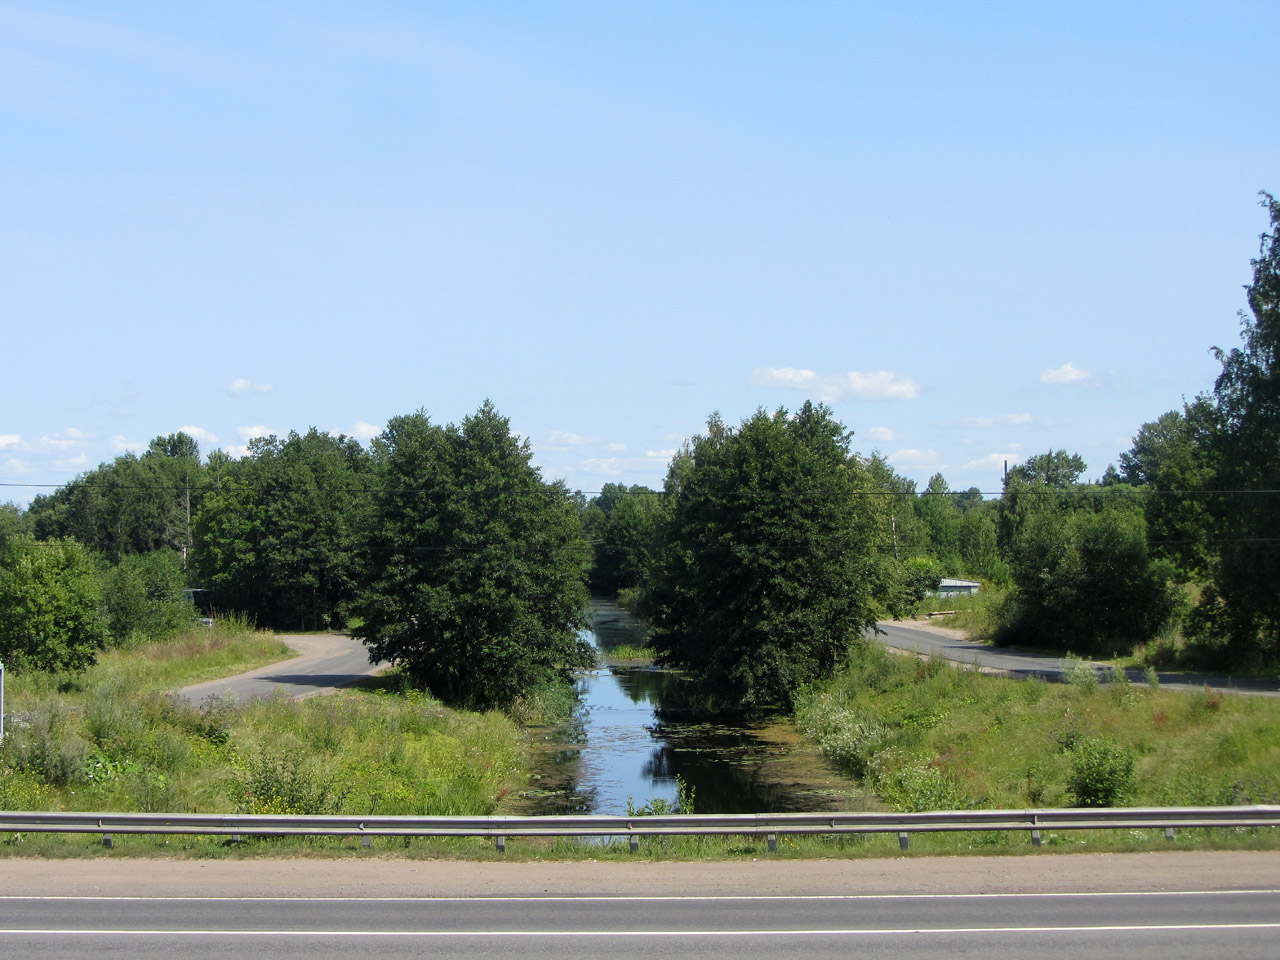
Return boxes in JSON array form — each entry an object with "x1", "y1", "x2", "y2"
[{"x1": 937, "y1": 577, "x2": 981, "y2": 597}]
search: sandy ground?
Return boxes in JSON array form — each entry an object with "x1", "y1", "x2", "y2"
[
  {"x1": 879, "y1": 617, "x2": 972, "y2": 642},
  {"x1": 0, "y1": 851, "x2": 1276, "y2": 898}
]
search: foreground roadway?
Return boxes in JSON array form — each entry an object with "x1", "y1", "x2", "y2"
[{"x1": 1, "y1": 853, "x2": 1276, "y2": 960}]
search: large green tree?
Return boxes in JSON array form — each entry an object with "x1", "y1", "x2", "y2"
[
  {"x1": 355, "y1": 403, "x2": 593, "y2": 709},
  {"x1": 192, "y1": 429, "x2": 370, "y2": 630},
  {"x1": 1004, "y1": 500, "x2": 1178, "y2": 654},
  {"x1": 1199, "y1": 192, "x2": 1280, "y2": 664},
  {"x1": 1119, "y1": 403, "x2": 1217, "y2": 578},
  {"x1": 642, "y1": 403, "x2": 890, "y2": 713}
]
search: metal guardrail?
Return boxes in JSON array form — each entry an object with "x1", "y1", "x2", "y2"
[{"x1": 0, "y1": 805, "x2": 1276, "y2": 852}]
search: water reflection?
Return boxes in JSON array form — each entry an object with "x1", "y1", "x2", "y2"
[{"x1": 509, "y1": 601, "x2": 867, "y2": 816}]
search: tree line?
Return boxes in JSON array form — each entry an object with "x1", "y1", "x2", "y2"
[{"x1": 2, "y1": 193, "x2": 1276, "y2": 713}]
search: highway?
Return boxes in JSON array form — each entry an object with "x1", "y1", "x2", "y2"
[
  {"x1": 2, "y1": 854, "x2": 1277, "y2": 960},
  {"x1": 178, "y1": 633, "x2": 383, "y2": 705},
  {"x1": 871, "y1": 621, "x2": 1280, "y2": 696},
  {"x1": 1, "y1": 888, "x2": 1277, "y2": 959}
]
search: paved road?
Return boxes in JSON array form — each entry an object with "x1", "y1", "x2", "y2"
[
  {"x1": 871, "y1": 621, "x2": 1280, "y2": 697},
  {"x1": 1, "y1": 887, "x2": 1276, "y2": 959},
  {"x1": 178, "y1": 634, "x2": 383, "y2": 706}
]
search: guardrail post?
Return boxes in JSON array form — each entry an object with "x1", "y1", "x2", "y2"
[
  {"x1": 232, "y1": 834, "x2": 241, "y2": 843},
  {"x1": 1165, "y1": 827, "x2": 1175, "y2": 841},
  {"x1": 629, "y1": 835, "x2": 639, "y2": 853},
  {"x1": 102, "y1": 833, "x2": 112, "y2": 849},
  {"x1": 767, "y1": 833, "x2": 777, "y2": 853},
  {"x1": 1031, "y1": 829, "x2": 1041, "y2": 847},
  {"x1": 362, "y1": 835, "x2": 372, "y2": 848},
  {"x1": 898, "y1": 832, "x2": 909, "y2": 850},
  {"x1": 495, "y1": 835, "x2": 506, "y2": 854}
]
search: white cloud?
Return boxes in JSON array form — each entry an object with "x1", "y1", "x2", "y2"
[
  {"x1": 605, "y1": 442, "x2": 626, "y2": 452},
  {"x1": 227, "y1": 378, "x2": 274, "y2": 395},
  {"x1": 964, "y1": 413, "x2": 1034, "y2": 428},
  {"x1": 752, "y1": 367, "x2": 919, "y2": 401},
  {"x1": 236, "y1": 424, "x2": 275, "y2": 441},
  {"x1": 53, "y1": 453, "x2": 88, "y2": 468},
  {"x1": 222, "y1": 444, "x2": 250, "y2": 458},
  {"x1": 1040, "y1": 362, "x2": 1090, "y2": 385},
  {"x1": 963, "y1": 452, "x2": 1022, "y2": 471},
  {"x1": 178, "y1": 425, "x2": 218, "y2": 444},
  {"x1": 646, "y1": 448, "x2": 677, "y2": 460},
  {"x1": 109, "y1": 435, "x2": 146, "y2": 455},
  {"x1": 548, "y1": 430, "x2": 586, "y2": 446},
  {"x1": 0, "y1": 434, "x2": 20, "y2": 449},
  {"x1": 41, "y1": 428, "x2": 93, "y2": 448},
  {"x1": 350, "y1": 420, "x2": 381, "y2": 441},
  {"x1": 579, "y1": 457, "x2": 625, "y2": 476},
  {"x1": 4, "y1": 458, "x2": 32, "y2": 473},
  {"x1": 888, "y1": 448, "x2": 941, "y2": 467},
  {"x1": 866, "y1": 426, "x2": 894, "y2": 442}
]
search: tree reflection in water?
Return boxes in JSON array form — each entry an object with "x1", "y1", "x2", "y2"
[{"x1": 508, "y1": 600, "x2": 866, "y2": 816}]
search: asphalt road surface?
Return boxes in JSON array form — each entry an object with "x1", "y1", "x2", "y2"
[
  {"x1": 871, "y1": 621, "x2": 1280, "y2": 697},
  {"x1": 2, "y1": 885, "x2": 1277, "y2": 959},
  {"x1": 178, "y1": 634, "x2": 382, "y2": 705}
]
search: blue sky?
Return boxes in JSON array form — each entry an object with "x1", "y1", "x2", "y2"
[{"x1": 2, "y1": 1, "x2": 1277, "y2": 505}]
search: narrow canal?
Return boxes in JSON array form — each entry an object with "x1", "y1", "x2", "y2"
[{"x1": 510, "y1": 600, "x2": 869, "y2": 815}]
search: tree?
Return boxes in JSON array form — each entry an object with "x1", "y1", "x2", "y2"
[
  {"x1": 916, "y1": 473, "x2": 961, "y2": 573},
  {"x1": 102, "y1": 549, "x2": 194, "y2": 642},
  {"x1": 1119, "y1": 403, "x2": 1217, "y2": 578},
  {"x1": 0, "y1": 502, "x2": 32, "y2": 550},
  {"x1": 1198, "y1": 192, "x2": 1280, "y2": 664},
  {"x1": 1005, "y1": 500, "x2": 1177, "y2": 654},
  {"x1": 642, "y1": 403, "x2": 890, "y2": 713},
  {"x1": 355, "y1": 403, "x2": 593, "y2": 709},
  {"x1": 584, "y1": 483, "x2": 666, "y2": 597},
  {"x1": 0, "y1": 536, "x2": 108, "y2": 672},
  {"x1": 998, "y1": 450, "x2": 1089, "y2": 551},
  {"x1": 28, "y1": 432, "x2": 206, "y2": 562},
  {"x1": 193, "y1": 429, "x2": 371, "y2": 630}
]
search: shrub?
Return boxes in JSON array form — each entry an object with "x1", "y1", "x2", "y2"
[
  {"x1": 238, "y1": 748, "x2": 348, "y2": 816},
  {"x1": 1068, "y1": 737, "x2": 1135, "y2": 806},
  {"x1": 0, "y1": 536, "x2": 108, "y2": 672}
]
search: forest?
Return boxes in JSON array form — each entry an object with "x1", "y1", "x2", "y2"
[{"x1": 2, "y1": 193, "x2": 1277, "y2": 715}]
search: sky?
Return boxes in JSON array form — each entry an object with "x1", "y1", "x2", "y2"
[{"x1": 2, "y1": 1, "x2": 1278, "y2": 506}]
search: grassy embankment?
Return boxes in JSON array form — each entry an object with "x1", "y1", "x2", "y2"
[
  {"x1": 3, "y1": 614, "x2": 1278, "y2": 860},
  {"x1": 788, "y1": 639, "x2": 1280, "y2": 854},
  {"x1": 0, "y1": 621, "x2": 526, "y2": 857}
]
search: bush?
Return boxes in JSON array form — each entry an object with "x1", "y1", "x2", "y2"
[
  {"x1": 238, "y1": 747, "x2": 348, "y2": 815},
  {"x1": 1067, "y1": 737, "x2": 1135, "y2": 806},
  {"x1": 0, "y1": 536, "x2": 108, "y2": 672},
  {"x1": 103, "y1": 549, "x2": 193, "y2": 644}
]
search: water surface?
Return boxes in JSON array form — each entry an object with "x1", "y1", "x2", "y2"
[{"x1": 509, "y1": 600, "x2": 867, "y2": 815}]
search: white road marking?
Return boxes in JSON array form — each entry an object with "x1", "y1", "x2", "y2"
[{"x1": 0, "y1": 923, "x2": 1279, "y2": 937}]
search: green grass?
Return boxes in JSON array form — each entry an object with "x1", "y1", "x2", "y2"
[
  {"x1": 796, "y1": 641, "x2": 1280, "y2": 814},
  {"x1": 908, "y1": 587, "x2": 1006, "y2": 639},
  {"x1": 0, "y1": 630, "x2": 527, "y2": 834},
  {"x1": 601, "y1": 643, "x2": 654, "y2": 662}
]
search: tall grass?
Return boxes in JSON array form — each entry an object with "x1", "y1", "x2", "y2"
[
  {"x1": 908, "y1": 587, "x2": 1005, "y2": 639},
  {"x1": 0, "y1": 628, "x2": 526, "y2": 824},
  {"x1": 796, "y1": 641, "x2": 1280, "y2": 811}
]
